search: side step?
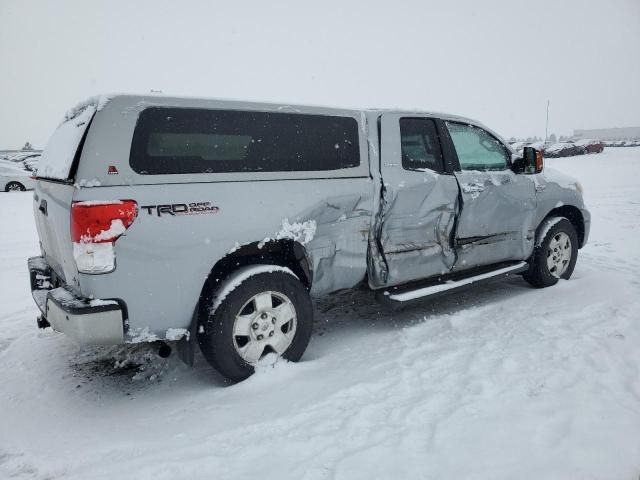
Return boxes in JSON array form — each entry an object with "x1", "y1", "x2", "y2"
[{"x1": 380, "y1": 261, "x2": 528, "y2": 303}]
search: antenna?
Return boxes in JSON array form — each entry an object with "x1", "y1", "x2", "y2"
[{"x1": 544, "y1": 100, "x2": 550, "y2": 145}]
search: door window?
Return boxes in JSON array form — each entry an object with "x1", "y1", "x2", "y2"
[
  {"x1": 400, "y1": 118, "x2": 444, "y2": 173},
  {"x1": 446, "y1": 122, "x2": 508, "y2": 171}
]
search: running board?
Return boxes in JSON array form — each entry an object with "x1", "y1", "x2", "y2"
[{"x1": 382, "y1": 262, "x2": 528, "y2": 303}]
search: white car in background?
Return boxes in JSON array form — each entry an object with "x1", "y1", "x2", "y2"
[
  {"x1": 6, "y1": 152, "x2": 41, "y2": 172},
  {"x1": 0, "y1": 160, "x2": 35, "y2": 191},
  {"x1": 22, "y1": 155, "x2": 41, "y2": 172}
]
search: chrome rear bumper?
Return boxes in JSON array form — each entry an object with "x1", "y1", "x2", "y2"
[{"x1": 28, "y1": 256, "x2": 125, "y2": 345}]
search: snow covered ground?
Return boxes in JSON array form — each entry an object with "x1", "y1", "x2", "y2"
[{"x1": 1, "y1": 148, "x2": 639, "y2": 479}]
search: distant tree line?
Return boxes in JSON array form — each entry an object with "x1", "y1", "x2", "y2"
[{"x1": 508, "y1": 133, "x2": 572, "y2": 143}]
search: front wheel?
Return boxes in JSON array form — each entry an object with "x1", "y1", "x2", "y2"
[
  {"x1": 198, "y1": 266, "x2": 313, "y2": 382},
  {"x1": 524, "y1": 217, "x2": 578, "y2": 288},
  {"x1": 5, "y1": 182, "x2": 25, "y2": 192}
]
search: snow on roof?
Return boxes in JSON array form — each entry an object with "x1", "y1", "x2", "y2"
[
  {"x1": 63, "y1": 95, "x2": 111, "y2": 123},
  {"x1": 546, "y1": 143, "x2": 572, "y2": 152},
  {"x1": 39, "y1": 105, "x2": 96, "y2": 180},
  {"x1": 0, "y1": 159, "x2": 30, "y2": 173}
]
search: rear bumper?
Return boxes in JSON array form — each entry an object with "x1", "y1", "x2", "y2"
[{"x1": 28, "y1": 256, "x2": 125, "y2": 345}]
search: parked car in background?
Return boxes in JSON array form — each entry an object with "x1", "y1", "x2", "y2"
[
  {"x1": 574, "y1": 139, "x2": 604, "y2": 154},
  {"x1": 7, "y1": 151, "x2": 41, "y2": 163},
  {"x1": 22, "y1": 154, "x2": 41, "y2": 172},
  {"x1": 527, "y1": 141, "x2": 547, "y2": 153},
  {"x1": 5, "y1": 152, "x2": 42, "y2": 172},
  {"x1": 544, "y1": 142, "x2": 585, "y2": 158},
  {"x1": 509, "y1": 141, "x2": 527, "y2": 153},
  {"x1": 0, "y1": 159, "x2": 35, "y2": 191}
]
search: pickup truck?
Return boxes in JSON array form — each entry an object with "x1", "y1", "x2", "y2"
[{"x1": 28, "y1": 94, "x2": 590, "y2": 381}]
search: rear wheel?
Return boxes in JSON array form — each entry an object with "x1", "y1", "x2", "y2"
[
  {"x1": 198, "y1": 266, "x2": 313, "y2": 382},
  {"x1": 524, "y1": 217, "x2": 578, "y2": 288},
  {"x1": 5, "y1": 182, "x2": 25, "y2": 192}
]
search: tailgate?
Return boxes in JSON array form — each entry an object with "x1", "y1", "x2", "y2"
[
  {"x1": 33, "y1": 181, "x2": 78, "y2": 285},
  {"x1": 33, "y1": 103, "x2": 96, "y2": 286}
]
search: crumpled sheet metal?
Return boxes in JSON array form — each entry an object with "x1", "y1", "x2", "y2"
[
  {"x1": 452, "y1": 171, "x2": 536, "y2": 270},
  {"x1": 370, "y1": 175, "x2": 459, "y2": 287},
  {"x1": 295, "y1": 193, "x2": 373, "y2": 296}
]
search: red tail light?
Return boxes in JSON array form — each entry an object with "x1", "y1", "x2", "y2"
[{"x1": 71, "y1": 200, "x2": 138, "y2": 243}]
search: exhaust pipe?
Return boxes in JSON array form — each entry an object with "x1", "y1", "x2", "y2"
[{"x1": 157, "y1": 342, "x2": 172, "y2": 358}]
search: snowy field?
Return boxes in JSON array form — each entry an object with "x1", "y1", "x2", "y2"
[{"x1": 1, "y1": 148, "x2": 640, "y2": 480}]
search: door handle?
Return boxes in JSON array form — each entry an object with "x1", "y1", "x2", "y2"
[
  {"x1": 461, "y1": 183, "x2": 485, "y2": 194},
  {"x1": 39, "y1": 199, "x2": 47, "y2": 216}
]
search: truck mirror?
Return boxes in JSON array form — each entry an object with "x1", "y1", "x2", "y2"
[{"x1": 523, "y1": 147, "x2": 544, "y2": 174}]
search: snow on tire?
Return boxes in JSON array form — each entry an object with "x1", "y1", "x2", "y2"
[
  {"x1": 197, "y1": 265, "x2": 313, "y2": 382},
  {"x1": 524, "y1": 217, "x2": 579, "y2": 288}
]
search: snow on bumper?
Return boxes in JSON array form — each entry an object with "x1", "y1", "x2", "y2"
[{"x1": 28, "y1": 256, "x2": 124, "y2": 345}]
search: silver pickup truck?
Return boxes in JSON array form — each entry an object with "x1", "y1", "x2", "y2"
[{"x1": 28, "y1": 94, "x2": 590, "y2": 381}]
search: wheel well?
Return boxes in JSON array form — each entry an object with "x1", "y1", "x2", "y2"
[
  {"x1": 5, "y1": 181, "x2": 23, "y2": 190},
  {"x1": 198, "y1": 239, "x2": 312, "y2": 315},
  {"x1": 544, "y1": 205, "x2": 585, "y2": 247}
]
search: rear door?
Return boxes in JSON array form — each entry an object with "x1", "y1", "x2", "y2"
[
  {"x1": 371, "y1": 114, "x2": 459, "y2": 288},
  {"x1": 33, "y1": 104, "x2": 96, "y2": 287},
  {"x1": 444, "y1": 121, "x2": 536, "y2": 270}
]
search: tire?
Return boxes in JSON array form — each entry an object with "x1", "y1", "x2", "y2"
[
  {"x1": 523, "y1": 217, "x2": 578, "y2": 288},
  {"x1": 198, "y1": 266, "x2": 313, "y2": 382},
  {"x1": 5, "y1": 182, "x2": 25, "y2": 192}
]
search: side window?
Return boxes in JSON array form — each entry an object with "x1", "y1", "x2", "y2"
[
  {"x1": 445, "y1": 121, "x2": 508, "y2": 171},
  {"x1": 400, "y1": 118, "x2": 444, "y2": 173},
  {"x1": 130, "y1": 108, "x2": 360, "y2": 175}
]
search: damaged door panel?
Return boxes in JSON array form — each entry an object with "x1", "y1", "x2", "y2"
[
  {"x1": 369, "y1": 114, "x2": 459, "y2": 288},
  {"x1": 445, "y1": 121, "x2": 537, "y2": 270},
  {"x1": 295, "y1": 193, "x2": 373, "y2": 296}
]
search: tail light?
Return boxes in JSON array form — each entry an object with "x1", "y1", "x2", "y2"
[{"x1": 71, "y1": 200, "x2": 138, "y2": 273}]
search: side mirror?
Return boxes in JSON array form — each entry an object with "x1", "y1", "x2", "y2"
[{"x1": 522, "y1": 147, "x2": 544, "y2": 174}]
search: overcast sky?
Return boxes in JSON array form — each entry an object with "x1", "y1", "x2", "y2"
[{"x1": 1, "y1": 0, "x2": 639, "y2": 148}]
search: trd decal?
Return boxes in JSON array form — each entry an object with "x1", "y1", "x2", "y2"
[{"x1": 141, "y1": 202, "x2": 220, "y2": 217}]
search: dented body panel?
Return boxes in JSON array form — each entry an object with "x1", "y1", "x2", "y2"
[
  {"x1": 72, "y1": 179, "x2": 373, "y2": 338},
  {"x1": 370, "y1": 113, "x2": 459, "y2": 287},
  {"x1": 532, "y1": 167, "x2": 591, "y2": 246},
  {"x1": 453, "y1": 169, "x2": 537, "y2": 270},
  {"x1": 30, "y1": 94, "x2": 590, "y2": 343}
]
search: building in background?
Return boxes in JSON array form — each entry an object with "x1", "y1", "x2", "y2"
[{"x1": 574, "y1": 126, "x2": 640, "y2": 141}]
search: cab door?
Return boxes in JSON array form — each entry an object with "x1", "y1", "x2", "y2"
[
  {"x1": 370, "y1": 114, "x2": 460, "y2": 288},
  {"x1": 443, "y1": 121, "x2": 537, "y2": 270}
]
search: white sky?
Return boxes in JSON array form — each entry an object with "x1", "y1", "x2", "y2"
[{"x1": 1, "y1": 0, "x2": 639, "y2": 148}]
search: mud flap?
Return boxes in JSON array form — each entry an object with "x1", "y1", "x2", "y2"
[{"x1": 176, "y1": 308, "x2": 199, "y2": 367}]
